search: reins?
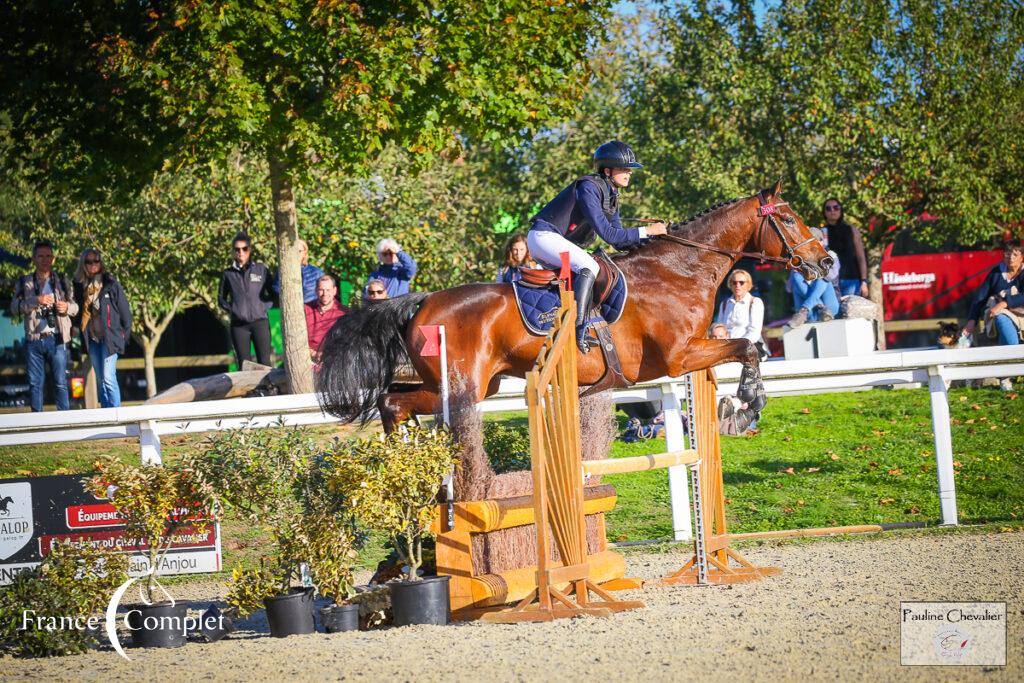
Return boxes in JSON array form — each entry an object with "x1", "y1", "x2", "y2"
[{"x1": 655, "y1": 192, "x2": 816, "y2": 268}]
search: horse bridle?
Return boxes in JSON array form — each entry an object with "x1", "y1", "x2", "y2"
[{"x1": 658, "y1": 191, "x2": 816, "y2": 268}]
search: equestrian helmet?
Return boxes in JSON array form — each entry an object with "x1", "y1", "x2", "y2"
[{"x1": 594, "y1": 140, "x2": 643, "y2": 169}]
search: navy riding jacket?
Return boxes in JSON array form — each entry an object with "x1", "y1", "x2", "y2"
[
  {"x1": 967, "y1": 264, "x2": 1024, "y2": 321},
  {"x1": 530, "y1": 175, "x2": 641, "y2": 249}
]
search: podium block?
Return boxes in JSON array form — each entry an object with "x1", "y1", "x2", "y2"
[{"x1": 783, "y1": 318, "x2": 875, "y2": 360}]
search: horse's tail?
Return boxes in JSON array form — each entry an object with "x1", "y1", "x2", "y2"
[{"x1": 315, "y1": 292, "x2": 429, "y2": 424}]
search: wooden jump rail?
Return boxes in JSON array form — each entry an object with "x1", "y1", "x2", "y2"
[{"x1": 435, "y1": 291, "x2": 779, "y2": 621}]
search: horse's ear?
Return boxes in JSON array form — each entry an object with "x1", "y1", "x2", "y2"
[{"x1": 772, "y1": 177, "x2": 783, "y2": 197}]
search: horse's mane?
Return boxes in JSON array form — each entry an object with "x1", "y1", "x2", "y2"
[{"x1": 667, "y1": 196, "x2": 744, "y2": 233}]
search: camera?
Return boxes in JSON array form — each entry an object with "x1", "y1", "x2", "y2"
[{"x1": 39, "y1": 304, "x2": 58, "y2": 329}]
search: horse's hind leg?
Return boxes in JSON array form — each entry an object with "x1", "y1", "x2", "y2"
[{"x1": 377, "y1": 384, "x2": 440, "y2": 433}]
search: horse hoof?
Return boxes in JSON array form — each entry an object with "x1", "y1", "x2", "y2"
[
  {"x1": 737, "y1": 386, "x2": 756, "y2": 403},
  {"x1": 749, "y1": 393, "x2": 767, "y2": 412}
]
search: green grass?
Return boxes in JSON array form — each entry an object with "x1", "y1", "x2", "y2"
[
  {"x1": 2, "y1": 385, "x2": 1021, "y2": 576},
  {"x1": 602, "y1": 386, "x2": 1024, "y2": 541}
]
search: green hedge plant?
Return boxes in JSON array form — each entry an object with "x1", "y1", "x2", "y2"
[{"x1": 325, "y1": 424, "x2": 460, "y2": 581}]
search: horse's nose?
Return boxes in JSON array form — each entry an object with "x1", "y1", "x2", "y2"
[{"x1": 819, "y1": 255, "x2": 834, "y2": 274}]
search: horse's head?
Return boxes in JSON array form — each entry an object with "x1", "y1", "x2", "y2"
[{"x1": 756, "y1": 181, "x2": 833, "y2": 280}]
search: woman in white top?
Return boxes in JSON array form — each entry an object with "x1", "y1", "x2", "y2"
[{"x1": 718, "y1": 269, "x2": 764, "y2": 343}]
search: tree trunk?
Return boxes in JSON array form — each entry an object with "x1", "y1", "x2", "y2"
[
  {"x1": 267, "y1": 148, "x2": 313, "y2": 395},
  {"x1": 866, "y1": 243, "x2": 886, "y2": 351},
  {"x1": 142, "y1": 337, "x2": 159, "y2": 398}
]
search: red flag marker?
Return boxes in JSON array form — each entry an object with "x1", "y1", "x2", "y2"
[
  {"x1": 559, "y1": 251, "x2": 572, "y2": 288},
  {"x1": 417, "y1": 325, "x2": 441, "y2": 357}
]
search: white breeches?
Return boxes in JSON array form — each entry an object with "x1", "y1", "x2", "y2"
[{"x1": 527, "y1": 230, "x2": 599, "y2": 277}]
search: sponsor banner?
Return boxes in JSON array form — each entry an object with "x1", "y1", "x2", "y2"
[
  {"x1": 0, "y1": 474, "x2": 220, "y2": 585},
  {"x1": 128, "y1": 549, "x2": 221, "y2": 577},
  {"x1": 901, "y1": 601, "x2": 1007, "y2": 666},
  {"x1": 39, "y1": 525, "x2": 216, "y2": 556}
]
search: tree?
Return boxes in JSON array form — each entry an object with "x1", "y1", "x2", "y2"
[
  {"x1": 1, "y1": 1, "x2": 614, "y2": 393},
  {"x1": 640, "y1": 0, "x2": 1024, "y2": 308}
]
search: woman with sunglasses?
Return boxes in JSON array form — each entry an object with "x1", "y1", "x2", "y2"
[
  {"x1": 73, "y1": 248, "x2": 131, "y2": 407},
  {"x1": 717, "y1": 269, "x2": 765, "y2": 349},
  {"x1": 821, "y1": 198, "x2": 869, "y2": 298},
  {"x1": 218, "y1": 232, "x2": 275, "y2": 366}
]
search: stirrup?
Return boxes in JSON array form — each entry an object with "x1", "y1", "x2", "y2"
[{"x1": 576, "y1": 326, "x2": 599, "y2": 353}]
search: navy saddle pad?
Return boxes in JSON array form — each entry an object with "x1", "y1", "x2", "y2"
[{"x1": 511, "y1": 268, "x2": 628, "y2": 336}]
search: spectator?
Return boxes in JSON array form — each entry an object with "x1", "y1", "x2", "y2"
[
  {"x1": 710, "y1": 323, "x2": 728, "y2": 340},
  {"x1": 364, "y1": 278, "x2": 389, "y2": 303},
  {"x1": 787, "y1": 227, "x2": 841, "y2": 327},
  {"x1": 821, "y1": 198, "x2": 868, "y2": 297},
  {"x1": 495, "y1": 233, "x2": 539, "y2": 283},
  {"x1": 219, "y1": 233, "x2": 275, "y2": 367},
  {"x1": 73, "y1": 248, "x2": 131, "y2": 408},
  {"x1": 964, "y1": 240, "x2": 1023, "y2": 391},
  {"x1": 11, "y1": 240, "x2": 78, "y2": 411},
  {"x1": 368, "y1": 237, "x2": 416, "y2": 298},
  {"x1": 718, "y1": 269, "x2": 764, "y2": 344},
  {"x1": 273, "y1": 239, "x2": 324, "y2": 304},
  {"x1": 305, "y1": 275, "x2": 348, "y2": 362}
]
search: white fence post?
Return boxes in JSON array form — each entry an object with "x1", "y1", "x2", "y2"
[
  {"x1": 140, "y1": 420, "x2": 162, "y2": 466},
  {"x1": 927, "y1": 365, "x2": 958, "y2": 526},
  {"x1": 661, "y1": 381, "x2": 693, "y2": 542}
]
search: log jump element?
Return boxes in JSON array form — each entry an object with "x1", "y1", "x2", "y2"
[{"x1": 481, "y1": 288, "x2": 644, "y2": 623}]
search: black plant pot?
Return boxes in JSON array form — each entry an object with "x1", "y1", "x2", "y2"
[
  {"x1": 264, "y1": 588, "x2": 316, "y2": 638},
  {"x1": 389, "y1": 576, "x2": 450, "y2": 627},
  {"x1": 126, "y1": 602, "x2": 188, "y2": 649},
  {"x1": 320, "y1": 603, "x2": 359, "y2": 633}
]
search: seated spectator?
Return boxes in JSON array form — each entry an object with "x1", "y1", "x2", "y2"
[
  {"x1": 368, "y1": 238, "x2": 416, "y2": 298},
  {"x1": 305, "y1": 275, "x2": 348, "y2": 363},
  {"x1": 718, "y1": 269, "x2": 767, "y2": 359},
  {"x1": 964, "y1": 240, "x2": 1023, "y2": 389},
  {"x1": 787, "y1": 228, "x2": 840, "y2": 328},
  {"x1": 821, "y1": 198, "x2": 869, "y2": 297},
  {"x1": 73, "y1": 248, "x2": 131, "y2": 408},
  {"x1": 717, "y1": 396, "x2": 758, "y2": 436},
  {"x1": 274, "y1": 239, "x2": 324, "y2": 304},
  {"x1": 364, "y1": 278, "x2": 389, "y2": 303},
  {"x1": 11, "y1": 240, "x2": 78, "y2": 412},
  {"x1": 621, "y1": 412, "x2": 664, "y2": 443},
  {"x1": 710, "y1": 323, "x2": 728, "y2": 340},
  {"x1": 495, "y1": 233, "x2": 540, "y2": 283}
]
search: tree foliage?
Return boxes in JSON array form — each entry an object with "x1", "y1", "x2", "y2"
[{"x1": 642, "y1": 0, "x2": 1024, "y2": 247}]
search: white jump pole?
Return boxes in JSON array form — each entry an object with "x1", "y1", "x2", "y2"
[
  {"x1": 661, "y1": 381, "x2": 693, "y2": 542},
  {"x1": 438, "y1": 325, "x2": 455, "y2": 530}
]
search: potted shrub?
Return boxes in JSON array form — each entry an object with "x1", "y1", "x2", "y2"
[
  {"x1": 325, "y1": 424, "x2": 460, "y2": 626},
  {"x1": 0, "y1": 542, "x2": 129, "y2": 658},
  {"x1": 184, "y1": 424, "x2": 358, "y2": 637},
  {"x1": 83, "y1": 455, "x2": 212, "y2": 649}
]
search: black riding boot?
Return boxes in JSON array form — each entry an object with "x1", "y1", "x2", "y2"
[{"x1": 572, "y1": 270, "x2": 598, "y2": 353}]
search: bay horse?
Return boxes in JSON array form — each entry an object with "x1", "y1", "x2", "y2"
[{"x1": 317, "y1": 182, "x2": 832, "y2": 431}]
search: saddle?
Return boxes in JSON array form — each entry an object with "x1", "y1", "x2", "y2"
[
  {"x1": 511, "y1": 250, "x2": 631, "y2": 396},
  {"x1": 519, "y1": 251, "x2": 620, "y2": 309}
]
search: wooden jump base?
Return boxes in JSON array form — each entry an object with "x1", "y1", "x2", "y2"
[
  {"x1": 481, "y1": 288, "x2": 643, "y2": 623},
  {"x1": 435, "y1": 294, "x2": 778, "y2": 619},
  {"x1": 648, "y1": 369, "x2": 780, "y2": 586}
]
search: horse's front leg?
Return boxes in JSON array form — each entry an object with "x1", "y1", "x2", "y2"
[{"x1": 678, "y1": 338, "x2": 766, "y2": 413}]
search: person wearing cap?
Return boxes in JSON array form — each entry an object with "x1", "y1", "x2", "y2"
[
  {"x1": 528, "y1": 140, "x2": 667, "y2": 353},
  {"x1": 367, "y1": 237, "x2": 417, "y2": 298},
  {"x1": 787, "y1": 227, "x2": 841, "y2": 328}
]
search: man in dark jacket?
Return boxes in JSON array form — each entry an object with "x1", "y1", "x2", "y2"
[{"x1": 218, "y1": 233, "x2": 275, "y2": 366}]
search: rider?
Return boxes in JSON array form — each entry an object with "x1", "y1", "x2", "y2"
[{"x1": 528, "y1": 140, "x2": 667, "y2": 352}]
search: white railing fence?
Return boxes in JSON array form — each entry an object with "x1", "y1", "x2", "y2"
[{"x1": 2, "y1": 346, "x2": 1021, "y2": 540}]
